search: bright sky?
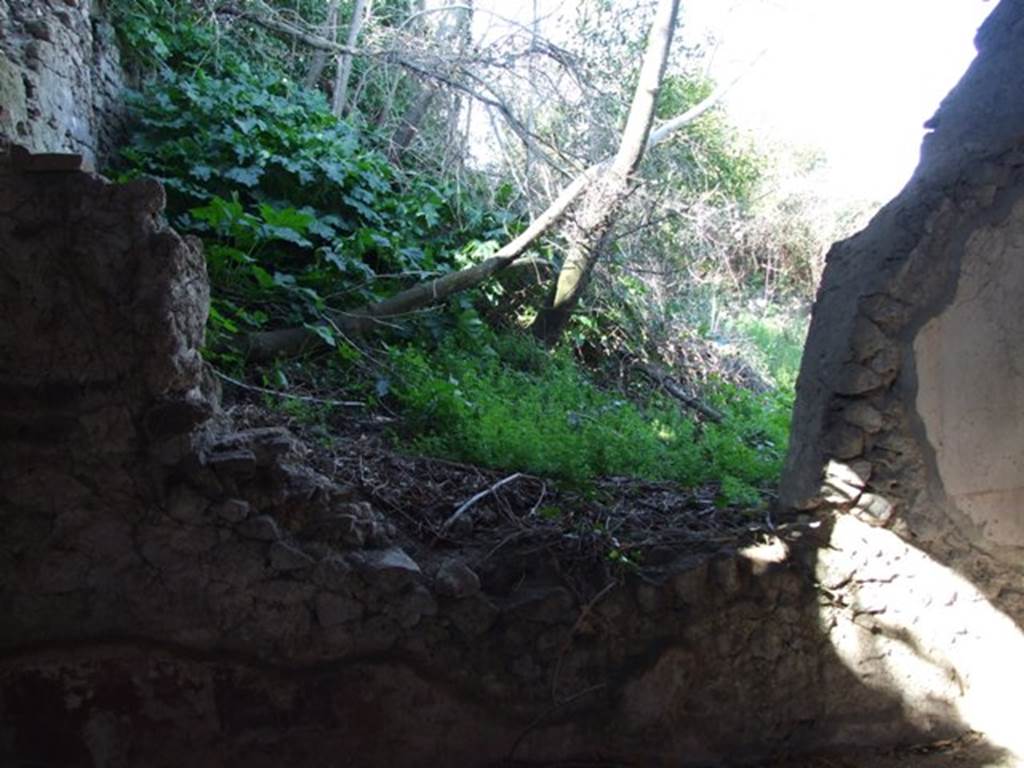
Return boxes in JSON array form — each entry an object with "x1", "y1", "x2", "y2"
[
  {"x1": 470, "y1": 0, "x2": 995, "y2": 204},
  {"x1": 473, "y1": 0, "x2": 997, "y2": 203},
  {"x1": 682, "y1": 0, "x2": 997, "y2": 202}
]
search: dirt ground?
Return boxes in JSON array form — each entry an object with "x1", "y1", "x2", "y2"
[
  {"x1": 754, "y1": 732, "x2": 1019, "y2": 768},
  {"x1": 490, "y1": 732, "x2": 1018, "y2": 766}
]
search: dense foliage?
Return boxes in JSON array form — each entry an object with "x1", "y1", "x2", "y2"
[
  {"x1": 118, "y1": 64, "x2": 516, "y2": 358},
  {"x1": 105, "y1": 0, "x2": 825, "y2": 506}
]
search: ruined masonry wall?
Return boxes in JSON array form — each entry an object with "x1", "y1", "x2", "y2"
[
  {"x1": 3, "y1": 0, "x2": 1024, "y2": 764},
  {"x1": 0, "y1": 0, "x2": 127, "y2": 167},
  {"x1": 781, "y1": 0, "x2": 1024, "y2": 600},
  {"x1": 2, "y1": 162, "x2": 1008, "y2": 767}
]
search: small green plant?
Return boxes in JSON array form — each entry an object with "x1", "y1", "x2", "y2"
[
  {"x1": 388, "y1": 329, "x2": 791, "y2": 505},
  {"x1": 727, "y1": 303, "x2": 809, "y2": 391}
]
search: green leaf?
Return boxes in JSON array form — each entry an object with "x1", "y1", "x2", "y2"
[
  {"x1": 250, "y1": 265, "x2": 275, "y2": 289},
  {"x1": 343, "y1": 195, "x2": 381, "y2": 223},
  {"x1": 224, "y1": 166, "x2": 264, "y2": 187},
  {"x1": 304, "y1": 323, "x2": 336, "y2": 348},
  {"x1": 307, "y1": 218, "x2": 337, "y2": 239},
  {"x1": 191, "y1": 195, "x2": 243, "y2": 227},
  {"x1": 258, "y1": 203, "x2": 313, "y2": 233},
  {"x1": 234, "y1": 116, "x2": 265, "y2": 135},
  {"x1": 538, "y1": 505, "x2": 562, "y2": 521},
  {"x1": 419, "y1": 203, "x2": 440, "y2": 228},
  {"x1": 208, "y1": 304, "x2": 238, "y2": 333}
]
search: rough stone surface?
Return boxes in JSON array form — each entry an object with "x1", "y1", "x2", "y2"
[
  {"x1": 782, "y1": 0, "x2": 1024, "y2": 578},
  {"x1": 5, "y1": 161, "x2": 1018, "y2": 766},
  {"x1": 4, "y1": 2, "x2": 1024, "y2": 766},
  {"x1": 0, "y1": 0, "x2": 127, "y2": 167}
]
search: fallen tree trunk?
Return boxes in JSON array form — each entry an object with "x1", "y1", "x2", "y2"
[
  {"x1": 244, "y1": 168, "x2": 601, "y2": 359},
  {"x1": 237, "y1": 0, "x2": 755, "y2": 359}
]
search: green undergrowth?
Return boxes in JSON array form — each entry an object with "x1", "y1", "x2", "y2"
[
  {"x1": 113, "y1": 57, "x2": 517, "y2": 367},
  {"x1": 387, "y1": 331, "x2": 792, "y2": 506},
  {"x1": 727, "y1": 303, "x2": 809, "y2": 391},
  {"x1": 106, "y1": 1, "x2": 802, "y2": 509}
]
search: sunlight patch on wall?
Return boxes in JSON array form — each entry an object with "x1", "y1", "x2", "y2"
[
  {"x1": 818, "y1": 514, "x2": 1024, "y2": 760},
  {"x1": 914, "y1": 197, "x2": 1024, "y2": 550}
]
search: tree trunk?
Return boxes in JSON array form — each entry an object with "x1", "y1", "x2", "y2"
[
  {"x1": 303, "y1": 0, "x2": 342, "y2": 89},
  {"x1": 391, "y1": 85, "x2": 437, "y2": 152},
  {"x1": 333, "y1": 0, "x2": 371, "y2": 117},
  {"x1": 238, "y1": 0, "x2": 759, "y2": 359},
  {"x1": 529, "y1": 0, "x2": 681, "y2": 345}
]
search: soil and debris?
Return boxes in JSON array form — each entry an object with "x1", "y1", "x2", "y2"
[
  {"x1": 224, "y1": 398, "x2": 801, "y2": 597},
  {"x1": 487, "y1": 730, "x2": 1006, "y2": 767}
]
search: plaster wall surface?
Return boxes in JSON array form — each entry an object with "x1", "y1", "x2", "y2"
[
  {"x1": 914, "y1": 196, "x2": 1024, "y2": 548},
  {"x1": 776, "y1": 1, "x2": 1024, "y2": 756},
  {"x1": 781, "y1": 0, "x2": 1024, "y2": 578}
]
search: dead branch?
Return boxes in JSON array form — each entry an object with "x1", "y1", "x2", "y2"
[
  {"x1": 442, "y1": 472, "x2": 523, "y2": 533},
  {"x1": 214, "y1": 370, "x2": 365, "y2": 408},
  {"x1": 219, "y1": 2, "x2": 571, "y2": 174},
  {"x1": 232, "y1": 1, "x2": 761, "y2": 358},
  {"x1": 302, "y1": 0, "x2": 341, "y2": 88},
  {"x1": 636, "y1": 362, "x2": 724, "y2": 422},
  {"x1": 332, "y1": 0, "x2": 370, "y2": 116},
  {"x1": 648, "y1": 48, "x2": 768, "y2": 148},
  {"x1": 220, "y1": 3, "x2": 362, "y2": 56}
]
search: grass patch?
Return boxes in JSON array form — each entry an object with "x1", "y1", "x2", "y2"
[
  {"x1": 727, "y1": 302, "x2": 809, "y2": 391},
  {"x1": 387, "y1": 331, "x2": 792, "y2": 506}
]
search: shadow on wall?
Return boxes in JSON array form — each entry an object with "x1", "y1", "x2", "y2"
[
  {"x1": 801, "y1": 515, "x2": 1023, "y2": 763},
  {"x1": 2, "y1": 0, "x2": 1024, "y2": 765}
]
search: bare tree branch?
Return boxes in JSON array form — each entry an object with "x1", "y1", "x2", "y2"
[
  {"x1": 235, "y1": 0, "x2": 760, "y2": 357},
  {"x1": 219, "y1": 2, "x2": 573, "y2": 175},
  {"x1": 648, "y1": 48, "x2": 768, "y2": 148}
]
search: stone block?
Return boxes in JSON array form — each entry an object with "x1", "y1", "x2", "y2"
[
  {"x1": 435, "y1": 558, "x2": 481, "y2": 599},
  {"x1": 841, "y1": 401, "x2": 884, "y2": 433},
  {"x1": 834, "y1": 363, "x2": 884, "y2": 396},
  {"x1": 237, "y1": 515, "x2": 281, "y2": 542},
  {"x1": 315, "y1": 592, "x2": 363, "y2": 627},
  {"x1": 270, "y1": 541, "x2": 315, "y2": 571}
]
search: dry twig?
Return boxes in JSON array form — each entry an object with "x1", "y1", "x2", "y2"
[{"x1": 442, "y1": 472, "x2": 524, "y2": 533}]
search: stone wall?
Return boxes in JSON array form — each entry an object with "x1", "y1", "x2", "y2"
[
  {"x1": 781, "y1": 0, "x2": 1024, "y2": 586},
  {"x1": 779, "y1": 0, "x2": 1024, "y2": 757},
  {"x1": 2, "y1": 156, "x2": 1022, "y2": 767},
  {"x1": 3, "y1": 0, "x2": 1024, "y2": 765},
  {"x1": 0, "y1": 0, "x2": 126, "y2": 167}
]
